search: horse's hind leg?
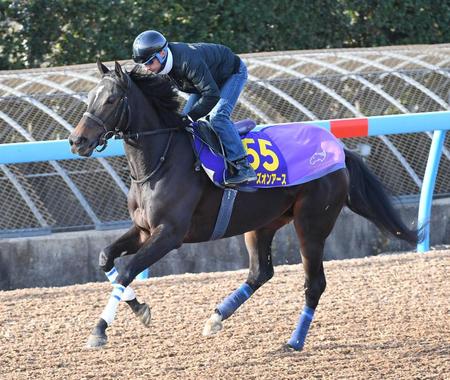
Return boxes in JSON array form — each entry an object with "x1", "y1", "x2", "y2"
[
  {"x1": 203, "y1": 219, "x2": 289, "y2": 336},
  {"x1": 286, "y1": 172, "x2": 348, "y2": 351}
]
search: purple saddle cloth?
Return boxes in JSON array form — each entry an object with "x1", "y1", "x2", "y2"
[{"x1": 192, "y1": 121, "x2": 346, "y2": 188}]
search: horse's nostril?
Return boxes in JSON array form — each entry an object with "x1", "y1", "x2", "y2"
[
  {"x1": 70, "y1": 135, "x2": 85, "y2": 147},
  {"x1": 72, "y1": 136, "x2": 86, "y2": 146}
]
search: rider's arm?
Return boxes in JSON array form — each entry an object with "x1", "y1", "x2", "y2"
[{"x1": 184, "y1": 60, "x2": 220, "y2": 121}]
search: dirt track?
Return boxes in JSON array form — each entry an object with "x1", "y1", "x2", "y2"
[{"x1": 1, "y1": 250, "x2": 449, "y2": 380}]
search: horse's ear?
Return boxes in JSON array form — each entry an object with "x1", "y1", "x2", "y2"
[
  {"x1": 97, "y1": 59, "x2": 110, "y2": 75},
  {"x1": 115, "y1": 61, "x2": 124, "y2": 79}
]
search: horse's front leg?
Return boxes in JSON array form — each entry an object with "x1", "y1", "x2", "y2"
[
  {"x1": 98, "y1": 225, "x2": 151, "y2": 328},
  {"x1": 86, "y1": 223, "x2": 184, "y2": 348}
]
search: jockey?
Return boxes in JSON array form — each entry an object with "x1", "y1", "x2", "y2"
[{"x1": 132, "y1": 30, "x2": 257, "y2": 186}]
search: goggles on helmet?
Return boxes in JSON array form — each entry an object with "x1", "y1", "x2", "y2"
[{"x1": 142, "y1": 46, "x2": 168, "y2": 66}]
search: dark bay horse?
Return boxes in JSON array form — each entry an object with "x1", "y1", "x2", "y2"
[{"x1": 69, "y1": 61, "x2": 421, "y2": 350}]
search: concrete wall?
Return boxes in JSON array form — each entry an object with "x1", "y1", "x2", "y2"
[{"x1": 0, "y1": 199, "x2": 448, "y2": 290}]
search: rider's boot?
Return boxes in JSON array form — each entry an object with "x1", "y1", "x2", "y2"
[{"x1": 224, "y1": 157, "x2": 257, "y2": 185}]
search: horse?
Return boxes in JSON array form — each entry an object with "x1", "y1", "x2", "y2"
[{"x1": 69, "y1": 61, "x2": 421, "y2": 350}]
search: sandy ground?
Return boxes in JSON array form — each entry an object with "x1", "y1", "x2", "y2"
[{"x1": 0, "y1": 250, "x2": 449, "y2": 380}]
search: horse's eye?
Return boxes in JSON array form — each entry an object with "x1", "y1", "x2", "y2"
[{"x1": 106, "y1": 95, "x2": 117, "y2": 104}]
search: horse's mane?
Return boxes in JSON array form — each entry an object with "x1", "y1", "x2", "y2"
[{"x1": 128, "y1": 67, "x2": 183, "y2": 128}]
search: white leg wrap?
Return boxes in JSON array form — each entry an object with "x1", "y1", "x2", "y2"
[
  {"x1": 100, "y1": 284, "x2": 125, "y2": 326},
  {"x1": 122, "y1": 286, "x2": 136, "y2": 301},
  {"x1": 105, "y1": 267, "x2": 136, "y2": 302},
  {"x1": 105, "y1": 267, "x2": 119, "y2": 283}
]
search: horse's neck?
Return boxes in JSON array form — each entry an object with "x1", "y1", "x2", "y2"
[
  {"x1": 124, "y1": 94, "x2": 182, "y2": 182},
  {"x1": 125, "y1": 130, "x2": 192, "y2": 186},
  {"x1": 131, "y1": 92, "x2": 162, "y2": 133}
]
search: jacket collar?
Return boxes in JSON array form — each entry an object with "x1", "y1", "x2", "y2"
[{"x1": 159, "y1": 47, "x2": 173, "y2": 75}]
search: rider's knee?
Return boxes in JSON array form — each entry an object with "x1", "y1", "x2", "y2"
[{"x1": 210, "y1": 110, "x2": 230, "y2": 125}]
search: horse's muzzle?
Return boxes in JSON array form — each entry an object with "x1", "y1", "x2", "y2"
[{"x1": 69, "y1": 134, "x2": 95, "y2": 156}]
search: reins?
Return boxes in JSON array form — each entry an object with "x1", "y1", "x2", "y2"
[
  {"x1": 129, "y1": 131, "x2": 176, "y2": 184},
  {"x1": 114, "y1": 127, "x2": 180, "y2": 141}
]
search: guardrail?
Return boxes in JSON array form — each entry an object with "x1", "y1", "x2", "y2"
[{"x1": 1, "y1": 111, "x2": 449, "y2": 252}]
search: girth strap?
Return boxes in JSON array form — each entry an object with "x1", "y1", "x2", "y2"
[{"x1": 210, "y1": 188, "x2": 238, "y2": 240}]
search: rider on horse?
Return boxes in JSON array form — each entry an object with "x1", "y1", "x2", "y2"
[{"x1": 132, "y1": 30, "x2": 257, "y2": 186}]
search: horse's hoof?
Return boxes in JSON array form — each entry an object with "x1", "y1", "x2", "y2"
[
  {"x1": 271, "y1": 344, "x2": 302, "y2": 356},
  {"x1": 282, "y1": 343, "x2": 301, "y2": 352},
  {"x1": 202, "y1": 313, "x2": 223, "y2": 336},
  {"x1": 86, "y1": 333, "x2": 107, "y2": 348},
  {"x1": 135, "y1": 303, "x2": 151, "y2": 327}
]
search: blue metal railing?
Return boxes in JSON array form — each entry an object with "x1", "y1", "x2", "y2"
[{"x1": 1, "y1": 111, "x2": 449, "y2": 252}]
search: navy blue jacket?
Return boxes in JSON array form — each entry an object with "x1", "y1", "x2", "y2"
[{"x1": 165, "y1": 42, "x2": 241, "y2": 121}]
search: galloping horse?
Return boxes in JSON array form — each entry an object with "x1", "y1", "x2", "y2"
[{"x1": 69, "y1": 61, "x2": 421, "y2": 350}]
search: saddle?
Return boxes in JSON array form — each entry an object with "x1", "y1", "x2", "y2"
[{"x1": 190, "y1": 119, "x2": 256, "y2": 159}]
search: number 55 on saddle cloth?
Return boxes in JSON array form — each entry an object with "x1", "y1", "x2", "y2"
[{"x1": 192, "y1": 121, "x2": 346, "y2": 188}]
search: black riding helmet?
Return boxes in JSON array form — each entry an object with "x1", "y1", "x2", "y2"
[{"x1": 132, "y1": 30, "x2": 168, "y2": 65}]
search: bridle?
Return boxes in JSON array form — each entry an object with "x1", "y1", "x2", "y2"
[
  {"x1": 83, "y1": 74, "x2": 132, "y2": 152},
  {"x1": 83, "y1": 74, "x2": 180, "y2": 151},
  {"x1": 83, "y1": 72, "x2": 181, "y2": 183}
]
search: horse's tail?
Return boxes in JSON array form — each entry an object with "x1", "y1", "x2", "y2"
[{"x1": 344, "y1": 149, "x2": 422, "y2": 245}]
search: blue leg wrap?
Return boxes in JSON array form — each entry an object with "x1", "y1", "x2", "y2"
[
  {"x1": 287, "y1": 306, "x2": 315, "y2": 350},
  {"x1": 216, "y1": 283, "x2": 254, "y2": 320}
]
